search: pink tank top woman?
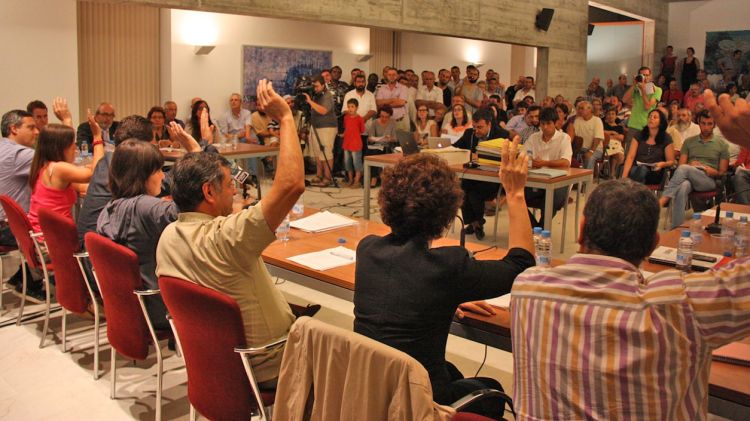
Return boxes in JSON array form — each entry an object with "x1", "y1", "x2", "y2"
[{"x1": 28, "y1": 162, "x2": 77, "y2": 234}]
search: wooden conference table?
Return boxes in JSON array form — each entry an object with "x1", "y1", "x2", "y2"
[
  {"x1": 160, "y1": 142, "x2": 279, "y2": 162},
  {"x1": 363, "y1": 153, "x2": 593, "y2": 252},
  {"x1": 260, "y1": 204, "x2": 750, "y2": 418}
]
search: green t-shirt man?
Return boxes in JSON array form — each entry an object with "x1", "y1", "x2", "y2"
[{"x1": 625, "y1": 67, "x2": 662, "y2": 131}]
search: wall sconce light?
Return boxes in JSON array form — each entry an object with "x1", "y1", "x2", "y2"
[
  {"x1": 357, "y1": 54, "x2": 374, "y2": 62},
  {"x1": 472, "y1": 62, "x2": 485, "y2": 68},
  {"x1": 194, "y1": 45, "x2": 215, "y2": 55}
]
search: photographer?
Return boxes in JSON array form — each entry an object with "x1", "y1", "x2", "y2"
[
  {"x1": 623, "y1": 66, "x2": 662, "y2": 146},
  {"x1": 303, "y1": 75, "x2": 337, "y2": 187}
]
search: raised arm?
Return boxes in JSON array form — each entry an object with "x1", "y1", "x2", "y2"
[
  {"x1": 52, "y1": 97, "x2": 73, "y2": 128},
  {"x1": 257, "y1": 79, "x2": 305, "y2": 230},
  {"x1": 501, "y1": 136, "x2": 534, "y2": 255}
]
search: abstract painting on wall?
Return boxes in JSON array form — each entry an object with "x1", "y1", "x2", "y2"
[
  {"x1": 242, "y1": 46, "x2": 332, "y2": 105},
  {"x1": 704, "y1": 30, "x2": 750, "y2": 77}
]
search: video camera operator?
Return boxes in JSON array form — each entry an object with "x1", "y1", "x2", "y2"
[{"x1": 303, "y1": 75, "x2": 337, "y2": 187}]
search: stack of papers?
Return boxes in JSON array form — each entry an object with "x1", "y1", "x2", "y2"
[
  {"x1": 486, "y1": 293, "x2": 511, "y2": 310},
  {"x1": 289, "y1": 211, "x2": 356, "y2": 233},
  {"x1": 647, "y1": 246, "x2": 723, "y2": 271},
  {"x1": 529, "y1": 168, "x2": 568, "y2": 178},
  {"x1": 287, "y1": 246, "x2": 356, "y2": 271}
]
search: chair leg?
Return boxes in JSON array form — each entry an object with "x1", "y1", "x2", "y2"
[
  {"x1": 93, "y1": 302, "x2": 101, "y2": 380},
  {"x1": 156, "y1": 346, "x2": 163, "y2": 421},
  {"x1": 61, "y1": 309, "x2": 68, "y2": 352},
  {"x1": 38, "y1": 271, "x2": 52, "y2": 348},
  {"x1": 0, "y1": 254, "x2": 4, "y2": 309},
  {"x1": 189, "y1": 404, "x2": 197, "y2": 421},
  {"x1": 16, "y1": 259, "x2": 27, "y2": 326},
  {"x1": 110, "y1": 347, "x2": 117, "y2": 399}
]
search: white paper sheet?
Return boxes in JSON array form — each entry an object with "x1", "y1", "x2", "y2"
[
  {"x1": 287, "y1": 246, "x2": 356, "y2": 271},
  {"x1": 289, "y1": 211, "x2": 357, "y2": 233}
]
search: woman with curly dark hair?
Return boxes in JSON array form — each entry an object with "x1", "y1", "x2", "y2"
[{"x1": 353, "y1": 143, "x2": 535, "y2": 420}]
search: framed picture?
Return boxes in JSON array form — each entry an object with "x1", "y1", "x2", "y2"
[{"x1": 704, "y1": 30, "x2": 750, "y2": 79}]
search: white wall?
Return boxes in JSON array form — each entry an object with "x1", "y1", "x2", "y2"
[
  {"x1": 587, "y1": 23, "x2": 644, "y2": 83},
  {"x1": 166, "y1": 10, "x2": 370, "y2": 119},
  {"x1": 668, "y1": 0, "x2": 750, "y2": 64},
  {"x1": 399, "y1": 32, "x2": 513, "y2": 86},
  {"x1": 0, "y1": 0, "x2": 79, "y2": 124}
]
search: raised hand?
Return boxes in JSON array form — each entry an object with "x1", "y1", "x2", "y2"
[
  {"x1": 705, "y1": 91, "x2": 750, "y2": 149},
  {"x1": 87, "y1": 108, "x2": 102, "y2": 140},
  {"x1": 52, "y1": 97, "x2": 73, "y2": 128},
  {"x1": 499, "y1": 135, "x2": 528, "y2": 200},
  {"x1": 257, "y1": 79, "x2": 292, "y2": 122},
  {"x1": 167, "y1": 121, "x2": 201, "y2": 152},
  {"x1": 199, "y1": 108, "x2": 214, "y2": 143}
]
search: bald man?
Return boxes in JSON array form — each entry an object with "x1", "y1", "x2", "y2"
[{"x1": 76, "y1": 102, "x2": 119, "y2": 149}]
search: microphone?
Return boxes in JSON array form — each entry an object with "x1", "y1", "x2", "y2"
[
  {"x1": 704, "y1": 187, "x2": 750, "y2": 234},
  {"x1": 455, "y1": 214, "x2": 474, "y2": 257}
]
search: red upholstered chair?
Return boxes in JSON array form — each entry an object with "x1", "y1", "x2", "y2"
[
  {"x1": 159, "y1": 276, "x2": 283, "y2": 421},
  {"x1": 38, "y1": 209, "x2": 103, "y2": 371},
  {"x1": 0, "y1": 195, "x2": 54, "y2": 344},
  {"x1": 85, "y1": 232, "x2": 172, "y2": 421}
]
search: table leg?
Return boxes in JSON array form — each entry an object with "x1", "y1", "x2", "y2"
[
  {"x1": 575, "y1": 182, "x2": 582, "y2": 232},
  {"x1": 543, "y1": 187, "x2": 553, "y2": 232},
  {"x1": 560, "y1": 189, "x2": 569, "y2": 253},
  {"x1": 364, "y1": 162, "x2": 371, "y2": 220}
]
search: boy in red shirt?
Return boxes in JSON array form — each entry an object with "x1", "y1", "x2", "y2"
[{"x1": 343, "y1": 98, "x2": 365, "y2": 188}]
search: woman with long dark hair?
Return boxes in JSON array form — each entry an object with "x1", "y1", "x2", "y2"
[
  {"x1": 441, "y1": 104, "x2": 471, "y2": 137},
  {"x1": 621, "y1": 109, "x2": 675, "y2": 185},
  {"x1": 147, "y1": 106, "x2": 170, "y2": 143},
  {"x1": 28, "y1": 120, "x2": 104, "y2": 233},
  {"x1": 678, "y1": 47, "x2": 701, "y2": 93},
  {"x1": 185, "y1": 100, "x2": 221, "y2": 144}
]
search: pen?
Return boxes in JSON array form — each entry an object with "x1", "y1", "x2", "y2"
[{"x1": 330, "y1": 251, "x2": 354, "y2": 260}]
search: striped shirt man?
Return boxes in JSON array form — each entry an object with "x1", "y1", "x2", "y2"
[{"x1": 511, "y1": 254, "x2": 750, "y2": 420}]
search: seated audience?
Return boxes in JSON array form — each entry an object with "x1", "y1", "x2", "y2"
[
  {"x1": 163, "y1": 100, "x2": 184, "y2": 128},
  {"x1": 368, "y1": 105, "x2": 397, "y2": 146},
  {"x1": 26, "y1": 100, "x2": 48, "y2": 132},
  {"x1": 554, "y1": 103, "x2": 569, "y2": 131},
  {"x1": 524, "y1": 107, "x2": 572, "y2": 227},
  {"x1": 28, "y1": 121, "x2": 104, "y2": 234},
  {"x1": 441, "y1": 104, "x2": 471, "y2": 137},
  {"x1": 512, "y1": 76, "x2": 535, "y2": 106},
  {"x1": 732, "y1": 146, "x2": 750, "y2": 204},
  {"x1": 156, "y1": 80, "x2": 305, "y2": 389},
  {"x1": 454, "y1": 108, "x2": 510, "y2": 239},
  {"x1": 217, "y1": 93, "x2": 252, "y2": 142},
  {"x1": 591, "y1": 97, "x2": 604, "y2": 119},
  {"x1": 96, "y1": 140, "x2": 176, "y2": 330},
  {"x1": 674, "y1": 108, "x2": 701, "y2": 148},
  {"x1": 354, "y1": 149, "x2": 534, "y2": 419},
  {"x1": 512, "y1": 105, "x2": 541, "y2": 144},
  {"x1": 683, "y1": 83, "x2": 705, "y2": 113},
  {"x1": 505, "y1": 103, "x2": 529, "y2": 132},
  {"x1": 512, "y1": 178, "x2": 750, "y2": 419},
  {"x1": 568, "y1": 101, "x2": 605, "y2": 169},
  {"x1": 147, "y1": 106, "x2": 170, "y2": 142},
  {"x1": 413, "y1": 105, "x2": 437, "y2": 145},
  {"x1": 662, "y1": 79, "x2": 684, "y2": 105},
  {"x1": 659, "y1": 110, "x2": 728, "y2": 228},
  {"x1": 622, "y1": 109, "x2": 675, "y2": 185},
  {"x1": 602, "y1": 107, "x2": 625, "y2": 177},
  {"x1": 76, "y1": 102, "x2": 119, "y2": 148},
  {"x1": 186, "y1": 100, "x2": 221, "y2": 145}
]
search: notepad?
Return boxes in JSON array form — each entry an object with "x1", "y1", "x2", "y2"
[
  {"x1": 289, "y1": 211, "x2": 357, "y2": 233},
  {"x1": 287, "y1": 246, "x2": 356, "y2": 271},
  {"x1": 486, "y1": 294, "x2": 511, "y2": 310},
  {"x1": 647, "y1": 246, "x2": 722, "y2": 271},
  {"x1": 528, "y1": 168, "x2": 568, "y2": 178}
]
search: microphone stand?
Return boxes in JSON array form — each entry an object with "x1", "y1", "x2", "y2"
[{"x1": 704, "y1": 187, "x2": 750, "y2": 234}]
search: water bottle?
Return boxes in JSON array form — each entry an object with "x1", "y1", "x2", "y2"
[
  {"x1": 735, "y1": 216, "x2": 749, "y2": 257},
  {"x1": 536, "y1": 230, "x2": 552, "y2": 267},
  {"x1": 532, "y1": 227, "x2": 542, "y2": 250},
  {"x1": 676, "y1": 230, "x2": 693, "y2": 272},
  {"x1": 689, "y1": 213, "x2": 703, "y2": 246},
  {"x1": 81, "y1": 142, "x2": 89, "y2": 157},
  {"x1": 722, "y1": 211, "x2": 737, "y2": 256},
  {"x1": 275, "y1": 214, "x2": 290, "y2": 242},
  {"x1": 292, "y1": 195, "x2": 305, "y2": 220},
  {"x1": 527, "y1": 149, "x2": 534, "y2": 169}
]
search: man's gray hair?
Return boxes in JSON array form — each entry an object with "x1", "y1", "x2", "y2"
[
  {"x1": 582, "y1": 179, "x2": 659, "y2": 263},
  {"x1": 1, "y1": 110, "x2": 32, "y2": 137}
]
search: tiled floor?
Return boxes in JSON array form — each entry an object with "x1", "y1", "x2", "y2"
[{"x1": 0, "y1": 181, "x2": 731, "y2": 420}]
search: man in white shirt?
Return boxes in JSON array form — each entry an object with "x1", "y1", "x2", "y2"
[
  {"x1": 569, "y1": 101, "x2": 605, "y2": 169},
  {"x1": 415, "y1": 71, "x2": 445, "y2": 118},
  {"x1": 218, "y1": 93, "x2": 252, "y2": 142},
  {"x1": 512, "y1": 76, "x2": 536, "y2": 106},
  {"x1": 447, "y1": 66, "x2": 461, "y2": 94},
  {"x1": 524, "y1": 107, "x2": 573, "y2": 227},
  {"x1": 376, "y1": 68, "x2": 410, "y2": 132},
  {"x1": 342, "y1": 74, "x2": 377, "y2": 122},
  {"x1": 675, "y1": 108, "x2": 701, "y2": 145}
]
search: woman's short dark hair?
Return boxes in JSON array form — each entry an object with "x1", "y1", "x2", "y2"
[
  {"x1": 582, "y1": 179, "x2": 659, "y2": 264},
  {"x1": 114, "y1": 115, "x2": 153, "y2": 145},
  {"x1": 189, "y1": 101, "x2": 213, "y2": 140},
  {"x1": 29, "y1": 124, "x2": 75, "y2": 189},
  {"x1": 639, "y1": 109, "x2": 669, "y2": 144},
  {"x1": 109, "y1": 139, "x2": 164, "y2": 199},
  {"x1": 147, "y1": 106, "x2": 166, "y2": 120},
  {"x1": 378, "y1": 105, "x2": 393, "y2": 116},
  {"x1": 555, "y1": 103, "x2": 569, "y2": 116},
  {"x1": 378, "y1": 153, "x2": 463, "y2": 241},
  {"x1": 171, "y1": 152, "x2": 231, "y2": 212}
]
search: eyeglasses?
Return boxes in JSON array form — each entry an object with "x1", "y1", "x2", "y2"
[{"x1": 97, "y1": 112, "x2": 115, "y2": 117}]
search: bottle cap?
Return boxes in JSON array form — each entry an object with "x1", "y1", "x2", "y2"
[
  {"x1": 533, "y1": 227, "x2": 542, "y2": 234},
  {"x1": 541, "y1": 230, "x2": 551, "y2": 238},
  {"x1": 337, "y1": 237, "x2": 346, "y2": 244},
  {"x1": 681, "y1": 230, "x2": 691, "y2": 237},
  {"x1": 727, "y1": 211, "x2": 734, "y2": 217},
  {"x1": 693, "y1": 213, "x2": 701, "y2": 220},
  {"x1": 724, "y1": 251, "x2": 733, "y2": 257}
]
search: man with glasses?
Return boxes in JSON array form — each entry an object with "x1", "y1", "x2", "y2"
[{"x1": 76, "y1": 102, "x2": 119, "y2": 149}]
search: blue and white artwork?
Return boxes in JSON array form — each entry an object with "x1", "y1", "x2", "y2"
[{"x1": 242, "y1": 46, "x2": 332, "y2": 103}]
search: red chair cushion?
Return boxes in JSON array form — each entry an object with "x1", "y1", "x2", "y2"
[
  {"x1": 0, "y1": 196, "x2": 42, "y2": 269},
  {"x1": 159, "y1": 276, "x2": 267, "y2": 421},
  {"x1": 0, "y1": 245, "x2": 17, "y2": 254},
  {"x1": 38, "y1": 209, "x2": 89, "y2": 314},
  {"x1": 85, "y1": 232, "x2": 151, "y2": 361}
]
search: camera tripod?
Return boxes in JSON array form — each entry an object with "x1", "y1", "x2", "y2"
[{"x1": 297, "y1": 112, "x2": 340, "y2": 188}]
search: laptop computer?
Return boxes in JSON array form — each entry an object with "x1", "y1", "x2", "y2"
[
  {"x1": 427, "y1": 137, "x2": 451, "y2": 150},
  {"x1": 396, "y1": 130, "x2": 420, "y2": 155}
]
